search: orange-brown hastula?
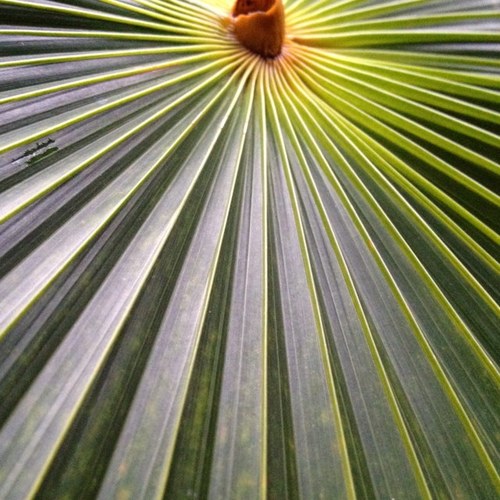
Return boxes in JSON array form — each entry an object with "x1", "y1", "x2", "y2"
[{"x1": 231, "y1": 0, "x2": 285, "y2": 58}]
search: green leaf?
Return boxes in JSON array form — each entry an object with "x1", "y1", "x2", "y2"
[{"x1": 0, "y1": 0, "x2": 498, "y2": 498}]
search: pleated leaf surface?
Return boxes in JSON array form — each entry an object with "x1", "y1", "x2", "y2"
[{"x1": 0, "y1": 0, "x2": 499, "y2": 498}]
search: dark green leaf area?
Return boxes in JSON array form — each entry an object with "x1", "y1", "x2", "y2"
[{"x1": 33, "y1": 111, "x2": 229, "y2": 500}]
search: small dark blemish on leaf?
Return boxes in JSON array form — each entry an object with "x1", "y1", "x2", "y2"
[{"x1": 13, "y1": 138, "x2": 58, "y2": 166}]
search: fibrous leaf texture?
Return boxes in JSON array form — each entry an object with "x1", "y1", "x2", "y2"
[{"x1": 0, "y1": 0, "x2": 499, "y2": 498}]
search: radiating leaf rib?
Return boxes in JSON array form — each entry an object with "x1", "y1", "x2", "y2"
[
  {"x1": 296, "y1": 30, "x2": 500, "y2": 48},
  {"x1": 279, "y1": 63, "x2": 498, "y2": 284},
  {"x1": 288, "y1": 0, "x2": 431, "y2": 25},
  {"x1": 277, "y1": 60, "x2": 500, "y2": 493},
  {"x1": 0, "y1": 27, "x2": 215, "y2": 44},
  {"x1": 205, "y1": 66, "x2": 269, "y2": 500},
  {"x1": 322, "y1": 110, "x2": 498, "y2": 320},
  {"x1": 0, "y1": 45, "x2": 232, "y2": 68},
  {"x1": 97, "y1": 59, "x2": 258, "y2": 500},
  {"x1": 3, "y1": 92, "x2": 229, "y2": 498},
  {"x1": 0, "y1": 51, "x2": 235, "y2": 106},
  {"x1": 1, "y1": 0, "x2": 216, "y2": 36},
  {"x1": 298, "y1": 60, "x2": 496, "y2": 414},
  {"x1": 287, "y1": 57, "x2": 498, "y2": 247},
  {"x1": 0, "y1": 54, "x2": 243, "y2": 159},
  {"x1": 0, "y1": 58, "x2": 253, "y2": 334},
  {"x1": 265, "y1": 63, "x2": 356, "y2": 500},
  {"x1": 0, "y1": 55, "x2": 259, "y2": 499},
  {"x1": 285, "y1": 59, "x2": 499, "y2": 331},
  {"x1": 169, "y1": 0, "x2": 228, "y2": 18},
  {"x1": 271, "y1": 65, "x2": 433, "y2": 499},
  {"x1": 290, "y1": 50, "x2": 496, "y2": 350},
  {"x1": 134, "y1": 1, "x2": 219, "y2": 32},
  {"x1": 339, "y1": 48, "x2": 500, "y2": 74},
  {"x1": 335, "y1": 115, "x2": 498, "y2": 263},
  {"x1": 99, "y1": 0, "x2": 221, "y2": 33},
  {"x1": 257, "y1": 69, "x2": 269, "y2": 500},
  {"x1": 301, "y1": 48, "x2": 500, "y2": 129},
  {"x1": 98, "y1": 0, "x2": 188, "y2": 19},
  {"x1": 0, "y1": 75, "x2": 210, "y2": 221},
  {"x1": 290, "y1": 57, "x2": 496, "y2": 204},
  {"x1": 314, "y1": 52, "x2": 500, "y2": 103},
  {"x1": 294, "y1": 58, "x2": 499, "y2": 175},
  {"x1": 294, "y1": 11, "x2": 500, "y2": 33}
]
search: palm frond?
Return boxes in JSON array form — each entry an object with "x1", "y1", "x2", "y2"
[{"x1": 0, "y1": 0, "x2": 498, "y2": 498}]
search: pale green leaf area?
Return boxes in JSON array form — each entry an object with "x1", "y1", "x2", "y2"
[{"x1": 0, "y1": 0, "x2": 498, "y2": 498}]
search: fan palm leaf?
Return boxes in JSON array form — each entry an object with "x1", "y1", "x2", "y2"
[{"x1": 0, "y1": 0, "x2": 498, "y2": 498}]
